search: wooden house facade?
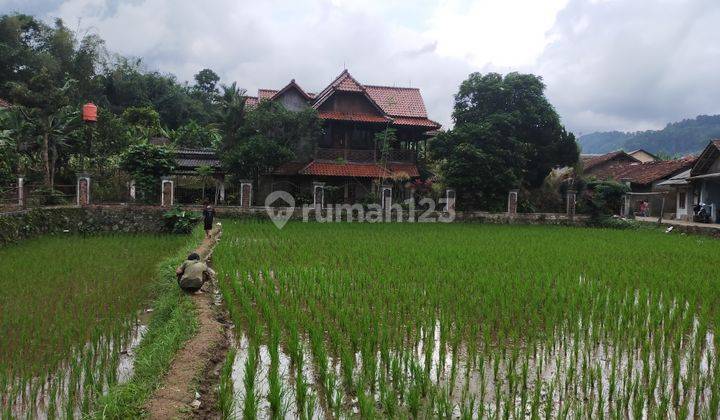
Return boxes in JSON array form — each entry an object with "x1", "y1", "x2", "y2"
[{"x1": 245, "y1": 70, "x2": 441, "y2": 205}]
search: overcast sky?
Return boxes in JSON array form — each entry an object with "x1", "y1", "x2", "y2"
[{"x1": 2, "y1": 0, "x2": 719, "y2": 135}]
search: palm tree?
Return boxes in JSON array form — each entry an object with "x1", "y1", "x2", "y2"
[
  {"x1": 0, "y1": 107, "x2": 33, "y2": 176},
  {"x1": 218, "y1": 82, "x2": 247, "y2": 141}
]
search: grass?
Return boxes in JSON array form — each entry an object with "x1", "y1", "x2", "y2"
[
  {"x1": 214, "y1": 220, "x2": 720, "y2": 418},
  {"x1": 0, "y1": 232, "x2": 186, "y2": 417},
  {"x1": 93, "y1": 227, "x2": 204, "y2": 418}
]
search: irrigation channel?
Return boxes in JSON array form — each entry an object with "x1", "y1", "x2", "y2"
[{"x1": 211, "y1": 221, "x2": 720, "y2": 419}]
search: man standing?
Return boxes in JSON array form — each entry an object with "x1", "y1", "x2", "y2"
[
  {"x1": 203, "y1": 202, "x2": 215, "y2": 238},
  {"x1": 176, "y1": 253, "x2": 215, "y2": 293}
]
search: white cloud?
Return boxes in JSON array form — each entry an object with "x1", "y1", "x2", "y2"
[
  {"x1": 537, "y1": 0, "x2": 720, "y2": 133},
  {"x1": 3, "y1": 0, "x2": 719, "y2": 134}
]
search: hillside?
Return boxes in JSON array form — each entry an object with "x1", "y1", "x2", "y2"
[{"x1": 579, "y1": 115, "x2": 720, "y2": 156}]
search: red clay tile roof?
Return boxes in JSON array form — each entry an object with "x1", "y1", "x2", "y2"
[
  {"x1": 270, "y1": 79, "x2": 313, "y2": 101},
  {"x1": 255, "y1": 70, "x2": 440, "y2": 130},
  {"x1": 318, "y1": 111, "x2": 390, "y2": 123},
  {"x1": 244, "y1": 96, "x2": 259, "y2": 107},
  {"x1": 388, "y1": 163, "x2": 420, "y2": 178},
  {"x1": 300, "y1": 161, "x2": 390, "y2": 177},
  {"x1": 365, "y1": 86, "x2": 428, "y2": 118},
  {"x1": 0, "y1": 98, "x2": 10, "y2": 108},
  {"x1": 298, "y1": 161, "x2": 420, "y2": 178},
  {"x1": 258, "y1": 89, "x2": 278, "y2": 100},
  {"x1": 590, "y1": 157, "x2": 696, "y2": 185},
  {"x1": 392, "y1": 117, "x2": 441, "y2": 128},
  {"x1": 582, "y1": 151, "x2": 639, "y2": 171}
]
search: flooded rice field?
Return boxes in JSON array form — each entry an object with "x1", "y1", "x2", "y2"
[{"x1": 213, "y1": 222, "x2": 720, "y2": 418}]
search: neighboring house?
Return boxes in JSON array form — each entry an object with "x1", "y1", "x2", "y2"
[
  {"x1": 661, "y1": 140, "x2": 720, "y2": 222},
  {"x1": 581, "y1": 151, "x2": 640, "y2": 175},
  {"x1": 627, "y1": 149, "x2": 658, "y2": 163},
  {"x1": 584, "y1": 150, "x2": 696, "y2": 217},
  {"x1": 245, "y1": 69, "x2": 441, "y2": 204}
]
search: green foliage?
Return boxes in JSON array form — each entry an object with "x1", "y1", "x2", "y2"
[
  {"x1": 122, "y1": 105, "x2": 161, "y2": 131},
  {"x1": 162, "y1": 206, "x2": 201, "y2": 234},
  {"x1": 580, "y1": 115, "x2": 720, "y2": 156},
  {"x1": 431, "y1": 72, "x2": 579, "y2": 210},
  {"x1": 119, "y1": 143, "x2": 175, "y2": 202},
  {"x1": 172, "y1": 120, "x2": 220, "y2": 149},
  {"x1": 429, "y1": 117, "x2": 528, "y2": 211},
  {"x1": 374, "y1": 127, "x2": 397, "y2": 164},
  {"x1": 193, "y1": 68, "x2": 220, "y2": 96},
  {"x1": 581, "y1": 179, "x2": 629, "y2": 218},
  {"x1": 221, "y1": 100, "x2": 321, "y2": 182},
  {"x1": 94, "y1": 229, "x2": 202, "y2": 418}
]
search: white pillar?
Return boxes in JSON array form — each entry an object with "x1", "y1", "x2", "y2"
[
  {"x1": 507, "y1": 189, "x2": 518, "y2": 216},
  {"x1": 566, "y1": 189, "x2": 577, "y2": 219},
  {"x1": 446, "y1": 189, "x2": 456, "y2": 212},
  {"x1": 17, "y1": 176, "x2": 24, "y2": 207},
  {"x1": 129, "y1": 180, "x2": 136, "y2": 200},
  {"x1": 219, "y1": 180, "x2": 226, "y2": 203},
  {"x1": 161, "y1": 176, "x2": 174, "y2": 207},
  {"x1": 76, "y1": 173, "x2": 91, "y2": 206},
  {"x1": 381, "y1": 184, "x2": 392, "y2": 210},
  {"x1": 240, "y1": 180, "x2": 252, "y2": 208},
  {"x1": 313, "y1": 182, "x2": 325, "y2": 209}
]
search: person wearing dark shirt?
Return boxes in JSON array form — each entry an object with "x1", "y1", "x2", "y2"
[{"x1": 203, "y1": 203, "x2": 215, "y2": 238}]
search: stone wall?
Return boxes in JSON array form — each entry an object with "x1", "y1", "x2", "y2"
[
  {"x1": 0, "y1": 205, "x2": 168, "y2": 245},
  {"x1": 189, "y1": 205, "x2": 590, "y2": 226}
]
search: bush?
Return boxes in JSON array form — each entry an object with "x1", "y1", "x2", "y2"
[
  {"x1": 586, "y1": 215, "x2": 642, "y2": 230},
  {"x1": 33, "y1": 187, "x2": 69, "y2": 205},
  {"x1": 581, "y1": 180, "x2": 629, "y2": 219},
  {"x1": 163, "y1": 206, "x2": 201, "y2": 234}
]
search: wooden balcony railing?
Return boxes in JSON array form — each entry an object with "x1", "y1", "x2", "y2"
[{"x1": 315, "y1": 148, "x2": 416, "y2": 163}]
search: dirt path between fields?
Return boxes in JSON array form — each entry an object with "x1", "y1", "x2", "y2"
[{"x1": 146, "y1": 226, "x2": 231, "y2": 419}]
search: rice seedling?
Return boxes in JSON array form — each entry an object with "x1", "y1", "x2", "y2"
[
  {"x1": 213, "y1": 220, "x2": 720, "y2": 418},
  {"x1": 0, "y1": 233, "x2": 185, "y2": 417}
]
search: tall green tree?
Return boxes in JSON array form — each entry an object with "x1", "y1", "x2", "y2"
[
  {"x1": 221, "y1": 100, "x2": 321, "y2": 184},
  {"x1": 430, "y1": 72, "x2": 579, "y2": 209},
  {"x1": 119, "y1": 143, "x2": 175, "y2": 202}
]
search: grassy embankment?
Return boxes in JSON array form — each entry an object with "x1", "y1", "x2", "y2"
[{"x1": 94, "y1": 227, "x2": 205, "y2": 418}]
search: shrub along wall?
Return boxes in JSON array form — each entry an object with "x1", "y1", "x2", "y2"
[{"x1": 0, "y1": 206, "x2": 168, "y2": 245}]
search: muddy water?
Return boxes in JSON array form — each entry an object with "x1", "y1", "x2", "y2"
[
  {"x1": 6, "y1": 311, "x2": 150, "y2": 419},
  {"x1": 230, "y1": 333, "x2": 327, "y2": 419}
]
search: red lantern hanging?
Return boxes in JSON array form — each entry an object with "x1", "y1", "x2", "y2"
[{"x1": 82, "y1": 102, "x2": 98, "y2": 122}]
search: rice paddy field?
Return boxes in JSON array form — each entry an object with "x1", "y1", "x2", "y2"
[
  {"x1": 215, "y1": 220, "x2": 720, "y2": 419},
  {"x1": 0, "y1": 233, "x2": 186, "y2": 418}
]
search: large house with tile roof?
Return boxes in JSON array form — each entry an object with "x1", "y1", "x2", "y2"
[{"x1": 245, "y1": 69, "x2": 441, "y2": 204}]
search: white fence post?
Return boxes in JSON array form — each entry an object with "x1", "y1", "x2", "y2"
[
  {"x1": 161, "y1": 176, "x2": 174, "y2": 207},
  {"x1": 76, "y1": 173, "x2": 91, "y2": 206}
]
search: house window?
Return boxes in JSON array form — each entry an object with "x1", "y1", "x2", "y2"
[{"x1": 679, "y1": 191, "x2": 686, "y2": 209}]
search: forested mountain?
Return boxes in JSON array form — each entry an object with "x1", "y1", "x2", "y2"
[{"x1": 579, "y1": 115, "x2": 720, "y2": 156}]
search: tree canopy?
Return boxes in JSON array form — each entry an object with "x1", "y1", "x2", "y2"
[
  {"x1": 430, "y1": 72, "x2": 579, "y2": 209},
  {"x1": 220, "y1": 100, "x2": 322, "y2": 183},
  {"x1": 0, "y1": 13, "x2": 229, "y2": 188}
]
